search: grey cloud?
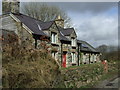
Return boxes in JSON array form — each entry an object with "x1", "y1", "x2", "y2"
[
  {"x1": 75, "y1": 14, "x2": 118, "y2": 47},
  {"x1": 0, "y1": 1, "x2": 118, "y2": 15},
  {"x1": 89, "y1": 39, "x2": 118, "y2": 48},
  {"x1": 44, "y1": 2, "x2": 117, "y2": 13},
  {"x1": 1, "y1": 1, "x2": 118, "y2": 47},
  {"x1": 0, "y1": 1, "x2": 1, "y2": 15},
  {"x1": 20, "y1": 2, "x2": 117, "y2": 14}
]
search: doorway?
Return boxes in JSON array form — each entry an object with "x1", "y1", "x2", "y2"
[{"x1": 62, "y1": 52, "x2": 67, "y2": 67}]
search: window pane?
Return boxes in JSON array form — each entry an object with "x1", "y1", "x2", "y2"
[
  {"x1": 52, "y1": 34, "x2": 54, "y2": 43},
  {"x1": 74, "y1": 53, "x2": 75, "y2": 62},
  {"x1": 55, "y1": 34, "x2": 56, "y2": 43},
  {"x1": 53, "y1": 34, "x2": 55, "y2": 43},
  {"x1": 71, "y1": 53, "x2": 73, "y2": 62},
  {"x1": 51, "y1": 33, "x2": 57, "y2": 43},
  {"x1": 56, "y1": 34, "x2": 57, "y2": 43}
]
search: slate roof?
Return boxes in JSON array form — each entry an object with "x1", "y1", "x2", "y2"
[
  {"x1": 13, "y1": 13, "x2": 53, "y2": 36},
  {"x1": 12, "y1": 13, "x2": 73, "y2": 42},
  {"x1": 36, "y1": 20, "x2": 54, "y2": 30},
  {"x1": 59, "y1": 27, "x2": 75, "y2": 36},
  {"x1": 59, "y1": 31, "x2": 70, "y2": 42},
  {"x1": 11, "y1": 13, "x2": 74, "y2": 42},
  {"x1": 56, "y1": 26, "x2": 70, "y2": 42},
  {"x1": 77, "y1": 40, "x2": 100, "y2": 53},
  {"x1": 9, "y1": 13, "x2": 99, "y2": 53},
  {"x1": 77, "y1": 40, "x2": 84, "y2": 44}
]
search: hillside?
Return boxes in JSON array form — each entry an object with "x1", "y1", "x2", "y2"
[{"x1": 96, "y1": 45, "x2": 119, "y2": 61}]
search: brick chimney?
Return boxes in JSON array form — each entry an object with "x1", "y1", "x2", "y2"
[{"x1": 2, "y1": 0, "x2": 20, "y2": 14}]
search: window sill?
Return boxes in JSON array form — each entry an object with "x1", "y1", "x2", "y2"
[
  {"x1": 51, "y1": 43, "x2": 59, "y2": 46},
  {"x1": 72, "y1": 63, "x2": 76, "y2": 66},
  {"x1": 72, "y1": 45, "x2": 76, "y2": 47},
  {"x1": 72, "y1": 46, "x2": 76, "y2": 49}
]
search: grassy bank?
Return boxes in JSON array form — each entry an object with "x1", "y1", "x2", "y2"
[
  {"x1": 54, "y1": 60, "x2": 119, "y2": 88},
  {"x1": 80, "y1": 60, "x2": 119, "y2": 88},
  {"x1": 54, "y1": 62, "x2": 104, "y2": 88},
  {"x1": 2, "y1": 43, "x2": 60, "y2": 88}
]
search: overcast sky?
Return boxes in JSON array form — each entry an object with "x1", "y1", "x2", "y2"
[
  {"x1": 42, "y1": 2, "x2": 118, "y2": 48},
  {"x1": 0, "y1": 1, "x2": 118, "y2": 47}
]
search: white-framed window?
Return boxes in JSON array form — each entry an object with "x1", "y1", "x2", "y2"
[
  {"x1": 90, "y1": 54, "x2": 93, "y2": 62},
  {"x1": 94, "y1": 54, "x2": 97, "y2": 61},
  {"x1": 71, "y1": 38, "x2": 76, "y2": 46},
  {"x1": 52, "y1": 51, "x2": 58, "y2": 60},
  {"x1": 83, "y1": 53, "x2": 87, "y2": 63},
  {"x1": 71, "y1": 52, "x2": 76, "y2": 63},
  {"x1": 51, "y1": 32, "x2": 57, "y2": 44},
  {"x1": 86, "y1": 53, "x2": 90, "y2": 64}
]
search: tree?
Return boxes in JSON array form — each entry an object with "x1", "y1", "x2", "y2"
[{"x1": 21, "y1": 2, "x2": 72, "y2": 28}]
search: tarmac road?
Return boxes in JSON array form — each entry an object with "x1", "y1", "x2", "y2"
[
  {"x1": 95, "y1": 76, "x2": 120, "y2": 89},
  {"x1": 104, "y1": 77, "x2": 119, "y2": 88}
]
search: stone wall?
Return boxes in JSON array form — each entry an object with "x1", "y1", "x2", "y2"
[
  {"x1": 1, "y1": 14, "x2": 101, "y2": 68},
  {"x1": 2, "y1": 0, "x2": 20, "y2": 14},
  {"x1": 80, "y1": 52, "x2": 100, "y2": 64},
  {"x1": 54, "y1": 63, "x2": 104, "y2": 88},
  {"x1": 2, "y1": 15, "x2": 18, "y2": 34},
  {"x1": 53, "y1": 60, "x2": 119, "y2": 88},
  {"x1": 2, "y1": 14, "x2": 35, "y2": 49}
]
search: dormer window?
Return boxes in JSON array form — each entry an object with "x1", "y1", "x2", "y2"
[
  {"x1": 71, "y1": 38, "x2": 76, "y2": 46},
  {"x1": 51, "y1": 32, "x2": 57, "y2": 44}
]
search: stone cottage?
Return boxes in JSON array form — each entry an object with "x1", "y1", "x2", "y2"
[
  {"x1": 1, "y1": 0, "x2": 101, "y2": 67},
  {"x1": 77, "y1": 40, "x2": 101, "y2": 65}
]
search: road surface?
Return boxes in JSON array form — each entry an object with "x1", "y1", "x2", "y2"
[{"x1": 95, "y1": 76, "x2": 120, "y2": 88}]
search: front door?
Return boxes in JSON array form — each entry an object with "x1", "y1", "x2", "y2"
[{"x1": 62, "y1": 53, "x2": 66, "y2": 67}]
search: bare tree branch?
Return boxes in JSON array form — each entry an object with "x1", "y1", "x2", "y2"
[{"x1": 21, "y1": 2, "x2": 72, "y2": 28}]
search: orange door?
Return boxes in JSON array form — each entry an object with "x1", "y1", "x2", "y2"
[{"x1": 62, "y1": 54, "x2": 66, "y2": 67}]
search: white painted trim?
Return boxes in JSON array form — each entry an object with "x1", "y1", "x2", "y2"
[
  {"x1": 71, "y1": 38, "x2": 76, "y2": 47},
  {"x1": 51, "y1": 33, "x2": 58, "y2": 44},
  {"x1": 10, "y1": 13, "x2": 33, "y2": 35},
  {"x1": 71, "y1": 52, "x2": 76, "y2": 63},
  {"x1": 22, "y1": 24, "x2": 33, "y2": 34},
  {"x1": 10, "y1": 13, "x2": 21, "y2": 22}
]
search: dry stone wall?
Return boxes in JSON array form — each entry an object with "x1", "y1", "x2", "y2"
[{"x1": 54, "y1": 63, "x2": 104, "y2": 88}]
